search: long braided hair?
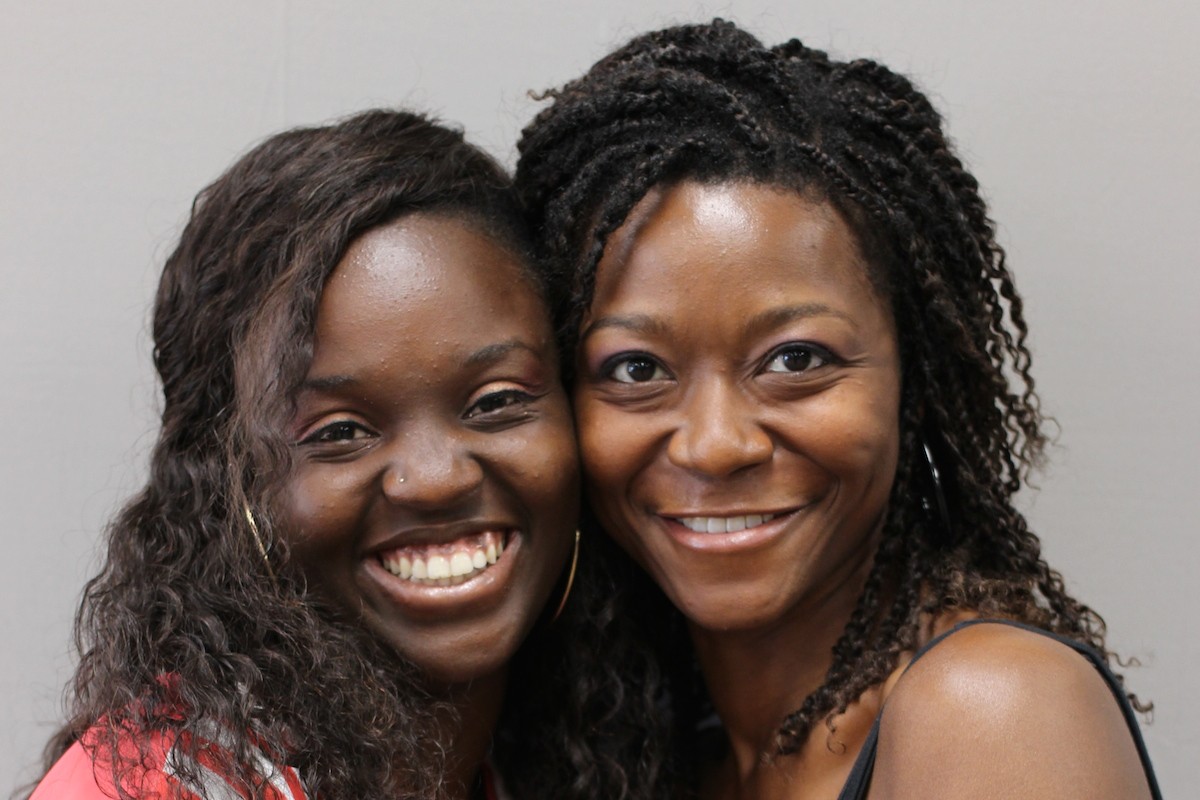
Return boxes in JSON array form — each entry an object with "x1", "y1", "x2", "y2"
[{"x1": 516, "y1": 18, "x2": 1141, "y2": 777}]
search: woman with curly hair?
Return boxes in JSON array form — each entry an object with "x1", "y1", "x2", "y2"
[
  {"x1": 515, "y1": 19, "x2": 1162, "y2": 800},
  {"x1": 28, "y1": 108, "x2": 598, "y2": 800}
]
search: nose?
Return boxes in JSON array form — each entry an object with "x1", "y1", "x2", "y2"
[
  {"x1": 666, "y1": 378, "x2": 773, "y2": 477},
  {"x1": 381, "y1": 427, "x2": 484, "y2": 511}
]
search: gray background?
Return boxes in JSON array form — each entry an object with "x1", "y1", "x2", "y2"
[{"x1": 3, "y1": 1, "x2": 1195, "y2": 795}]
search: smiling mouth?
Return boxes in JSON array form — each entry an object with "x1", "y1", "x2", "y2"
[
  {"x1": 378, "y1": 530, "x2": 508, "y2": 586},
  {"x1": 669, "y1": 512, "x2": 787, "y2": 534}
]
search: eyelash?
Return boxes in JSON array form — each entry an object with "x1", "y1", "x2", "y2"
[
  {"x1": 761, "y1": 342, "x2": 840, "y2": 374},
  {"x1": 294, "y1": 387, "x2": 539, "y2": 446},
  {"x1": 297, "y1": 419, "x2": 375, "y2": 446},
  {"x1": 599, "y1": 342, "x2": 840, "y2": 385},
  {"x1": 600, "y1": 353, "x2": 670, "y2": 384},
  {"x1": 464, "y1": 388, "x2": 538, "y2": 419}
]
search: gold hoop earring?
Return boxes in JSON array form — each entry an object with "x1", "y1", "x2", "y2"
[
  {"x1": 550, "y1": 529, "x2": 581, "y2": 623},
  {"x1": 243, "y1": 504, "x2": 276, "y2": 581}
]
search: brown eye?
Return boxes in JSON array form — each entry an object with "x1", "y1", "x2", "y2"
[
  {"x1": 465, "y1": 389, "x2": 534, "y2": 419},
  {"x1": 763, "y1": 344, "x2": 834, "y2": 374},
  {"x1": 608, "y1": 355, "x2": 668, "y2": 384},
  {"x1": 299, "y1": 420, "x2": 373, "y2": 445}
]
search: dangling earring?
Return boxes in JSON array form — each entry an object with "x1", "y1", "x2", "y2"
[
  {"x1": 550, "y1": 529, "x2": 581, "y2": 623},
  {"x1": 243, "y1": 504, "x2": 277, "y2": 581},
  {"x1": 921, "y1": 439, "x2": 954, "y2": 539}
]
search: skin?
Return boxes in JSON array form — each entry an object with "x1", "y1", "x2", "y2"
[
  {"x1": 575, "y1": 181, "x2": 1153, "y2": 800},
  {"x1": 279, "y1": 213, "x2": 578, "y2": 797}
]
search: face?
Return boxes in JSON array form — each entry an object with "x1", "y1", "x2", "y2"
[
  {"x1": 575, "y1": 181, "x2": 900, "y2": 634},
  {"x1": 278, "y1": 214, "x2": 578, "y2": 684}
]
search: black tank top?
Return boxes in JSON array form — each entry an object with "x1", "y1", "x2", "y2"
[{"x1": 836, "y1": 618, "x2": 1163, "y2": 800}]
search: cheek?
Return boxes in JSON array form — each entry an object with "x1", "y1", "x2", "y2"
[
  {"x1": 497, "y1": 415, "x2": 581, "y2": 522},
  {"x1": 276, "y1": 468, "x2": 360, "y2": 565},
  {"x1": 803, "y1": 380, "x2": 901, "y2": 488},
  {"x1": 574, "y1": 400, "x2": 655, "y2": 559},
  {"x1": 574, "y1": 399, "x2": 640, "y2": 501}
]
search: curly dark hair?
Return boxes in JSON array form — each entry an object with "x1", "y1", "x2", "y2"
[
  {"x1": 514, "y1": 17, "x2": 1144, "y2": 790},
  {"x1": 31, "y1": 108, "x2": 621, "y2": 800}
]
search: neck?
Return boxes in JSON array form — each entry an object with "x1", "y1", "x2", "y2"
[
  {"x1": 689, "y1": 536, "x2": 878, "y2": 781},
  {"x1": 424, "y1": 667, "x2": 508, "y2": 800}
]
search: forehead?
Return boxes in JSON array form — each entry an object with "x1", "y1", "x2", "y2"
[
  {"x1": 591, "y1": 181, "x2": 886, "y2": 319},
  {"x1": 312, "y1": 214, "x2": 550, "y2": 365}
]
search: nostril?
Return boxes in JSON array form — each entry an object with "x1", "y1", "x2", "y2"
[
  {"x1": 667, "y1": 422, "x2": 773, "y2": 477},
  {"x1": 382, "y1": 454, "x2": 485, "y2": 507}
]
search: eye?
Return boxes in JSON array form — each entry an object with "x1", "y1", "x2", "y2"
[
  {"x1": 605, "y1": 355, "x2": 669, "y2": 384},
  {"x1": 465, "y1": 388, "x2": 536, "y2": 419},
  {"x1": 762, "y1": 344, "x2": 836, "y2": 374},
  {"x1": 297, "y1": 420, "x2": 375, "y2": 445}
]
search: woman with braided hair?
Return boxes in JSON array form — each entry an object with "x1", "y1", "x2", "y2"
[{"x1": 516, "y1": 19, "x2": 1161, "y2": 800}]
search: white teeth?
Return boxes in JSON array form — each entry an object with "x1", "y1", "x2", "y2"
[
  {"x1": 450, "y1": 552, "x2": 473, "y2": 577},
  {"x1": 379, "y1": 534, "x2": 509, "y2": 584},
  {"x1": 677, "y1": 513, "x2": 777, "y2": 534},
  {"x1": 427, "y1": 555, "x2": 451, "y2": 580}
]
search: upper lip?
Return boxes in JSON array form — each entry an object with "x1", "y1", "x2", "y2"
[
  {"x1": 366, "y1": 520, "x2": 517, "y2": 553},
  {"x1": 659, "y1": 507, "x2": 800, "y2": 518}
]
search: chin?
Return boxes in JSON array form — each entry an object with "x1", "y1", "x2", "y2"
[
  {"x1": 416, "y1": 652, "x2": 511, "y2": 687},
  {"x1": 668, "y1": 580, "x2": 789, "y2": 633},
  {"x1": 390, "y1": 617, "x2": 535, "y2": 687}
]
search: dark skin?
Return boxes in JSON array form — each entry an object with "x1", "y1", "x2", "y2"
[
  {"x1": 280, "y1": 213, "x2": 579, "y2": 798},
  {"x1": 576, "y1": 181, "x2": 1151, "y2": 800}
]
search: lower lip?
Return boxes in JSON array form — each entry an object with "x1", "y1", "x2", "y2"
[
  {"x1": 363, "y1": 531, "x2": 521, "y2": 619},
  {"x1": 659, "y1": 510, "x2": 802, "y2": 555}
]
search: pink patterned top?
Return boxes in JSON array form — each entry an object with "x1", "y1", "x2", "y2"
[{"x1": 31, "y1": 721, "x2": 308, "y2": 800}]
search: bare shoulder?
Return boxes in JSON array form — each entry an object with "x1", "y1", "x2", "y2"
[{"x1": 871, "y1": 622, "x2": 1153, "y2": 800}]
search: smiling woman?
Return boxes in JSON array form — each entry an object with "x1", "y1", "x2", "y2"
[
  {"x1": 281, "y1": 214, "x2": 576, "y2": 686},
  {"x1": 577, "y1": 184, "x2": 900, "y2": 635},
  {"x1": 23, "y1": 109, "x2": 601, "y2": 800},
  {"x1": 516, "y1": 18, "x2": 1163, "y2": 800}
]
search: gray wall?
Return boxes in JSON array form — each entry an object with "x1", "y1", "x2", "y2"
[{"x1": 3, "y1": 1, "x2": 1195, "y2": 795}]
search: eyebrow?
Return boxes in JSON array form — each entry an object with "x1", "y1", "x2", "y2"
[
  {"x1": 298, "y1": 374, "x2": 359, "y2": 394},
  {"x1": 746, "y1": 303, "x2": 855, "y2": 333},
  {"x1": 581, "y1": 303, "x2": 852, "y2": 343},
  {"x1": 579, "y1": 313, "x2": 668, "y2": 342},
  {"x1": 298, "y1": 339, "x2": 543, "y2": 395},
  {"x1": 463, "y1": 339, "x2": 543, "y2": 368}
]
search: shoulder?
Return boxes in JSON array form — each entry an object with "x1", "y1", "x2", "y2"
[
  {"x1": 30, "y1": 722, "x2": 308, "y2": 800},
  {"x1": 872, "y1": 621, "x2": 1153, "y2": 800},
  {"x1": 29, "y1": 739, "x2": 128, "y2": 800}
]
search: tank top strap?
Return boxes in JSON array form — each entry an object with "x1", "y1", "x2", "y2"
[{"x1": 835, "y1": 618, "x2": 1162, "y2": 800}]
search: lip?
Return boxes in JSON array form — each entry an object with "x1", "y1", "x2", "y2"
[
  {"x1": 365, "y1": 520, "x2": 518, "y2": 553},
  {"x1": 362, "y1": 528, "x2": 523, "y2": 620},
  {"x1": 658, "y1": 506, "x2": 806, "y2": 554}
]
